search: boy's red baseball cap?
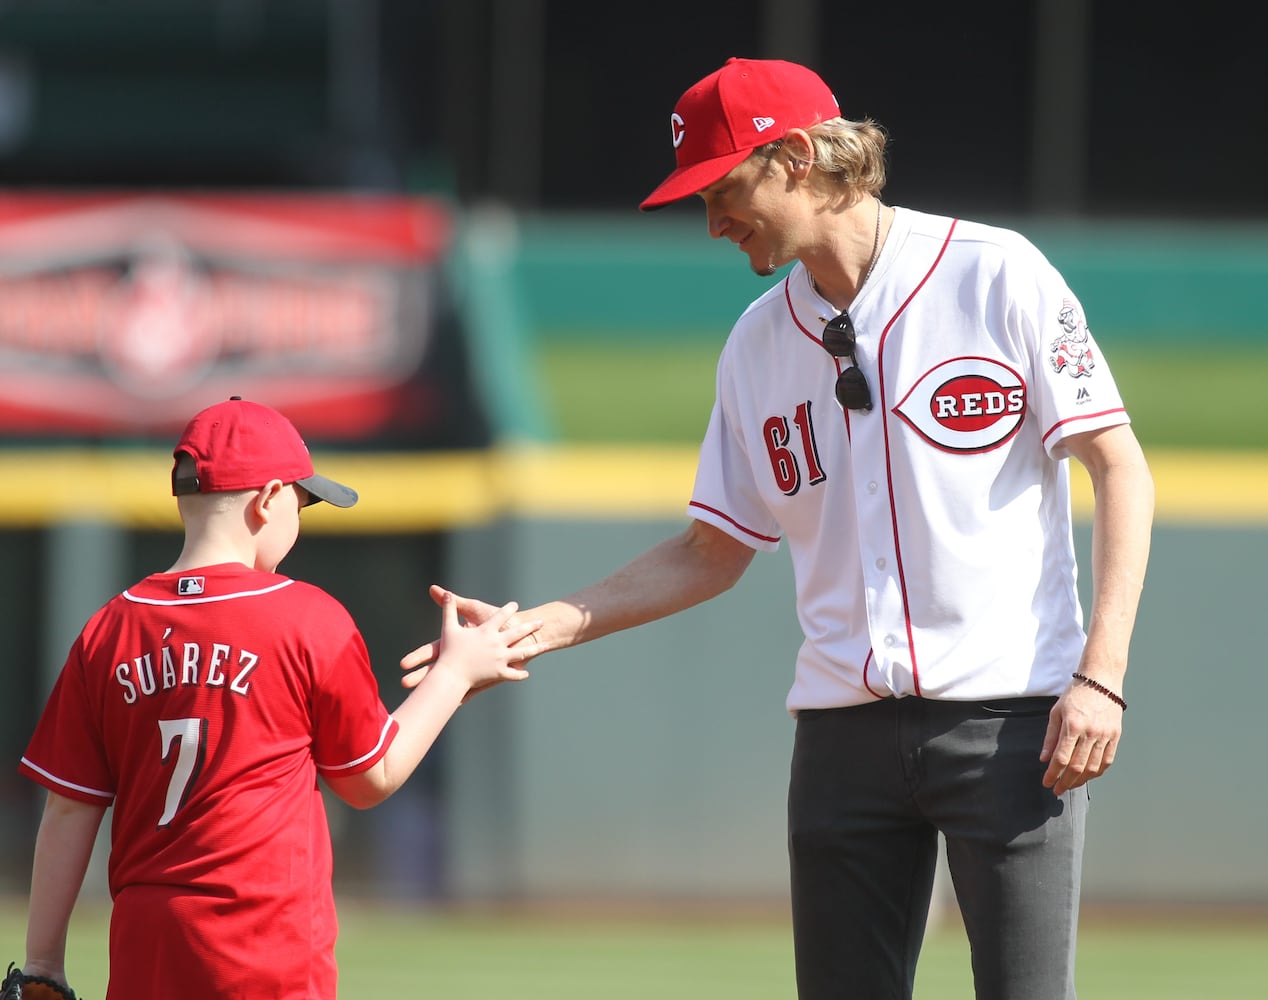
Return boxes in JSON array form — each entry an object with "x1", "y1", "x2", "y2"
[
  {"x1": 640, "y1": 57, "x2": 840, "y2": 211},
  {"x1": 172, "y1": 396, "x2": 358, "y2": 508}
]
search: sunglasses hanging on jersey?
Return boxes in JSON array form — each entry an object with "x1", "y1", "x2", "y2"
[{"x1": 821, "y1": 310, "x2": 874, "y2": 412}]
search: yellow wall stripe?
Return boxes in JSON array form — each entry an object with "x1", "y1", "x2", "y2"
[{"x1": 0, "y1": 446, "x2": 1261, "y2": 531}]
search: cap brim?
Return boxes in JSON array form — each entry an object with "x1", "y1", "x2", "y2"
[
  {"x1": 297, "y1": 473, "x2": 359, "y2": 508},
  {"x1": 639, "y1": 149, "x2": 753, "y2": 211}
]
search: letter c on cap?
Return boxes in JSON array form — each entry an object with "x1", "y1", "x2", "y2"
[{"x1": 671, "y1": 113, "x2": 685, "y2": 148}]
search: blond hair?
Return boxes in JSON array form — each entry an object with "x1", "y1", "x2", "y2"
[{"x1": 757, "y1": 117, "x2": 889, "y2": 197}]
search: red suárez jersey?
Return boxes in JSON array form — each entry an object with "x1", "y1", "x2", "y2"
[{"x1": 20, "y1": 562, "x2": 398, "y2": 999}]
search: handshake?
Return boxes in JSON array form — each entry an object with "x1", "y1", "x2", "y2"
[{"x1": 400, "y1": 585, "x2": 554, "y2": 701}]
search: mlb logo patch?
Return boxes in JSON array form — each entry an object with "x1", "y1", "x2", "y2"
[{"x1": 178, "y1": 576, "x2": 205, "y2": 596}]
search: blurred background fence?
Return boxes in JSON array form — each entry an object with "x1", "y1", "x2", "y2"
[{"x1": 1, "y1": 0, "x2": 1265, "y2": 916}]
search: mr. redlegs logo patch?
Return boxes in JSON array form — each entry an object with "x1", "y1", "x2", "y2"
[{"x1": 894, "y1": 357, "x2": 1027, "y2": 453}]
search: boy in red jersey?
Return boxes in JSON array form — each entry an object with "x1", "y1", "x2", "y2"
[{"x1": 15, "y1": 396, "x2": 539, "y2": 999}]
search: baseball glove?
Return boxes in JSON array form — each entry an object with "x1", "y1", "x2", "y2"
[{"x1": 1, "y1": 963, "x2": 76, "y2": 1000}]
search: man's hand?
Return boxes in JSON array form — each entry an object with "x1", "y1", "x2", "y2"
[
  {"x1": 1040, "y1": 679, "x2": 1124, "y2": 795},
  {"x1": 401, "y1": 585, "x2": 540, "y2": 693}
]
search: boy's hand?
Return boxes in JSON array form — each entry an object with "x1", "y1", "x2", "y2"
[
  {"x1": 417, "y1": 589, "x2": 539, "y2": 692},
  {"x1": 400, "y1": 585, "x2": 538, "y2": 691}
]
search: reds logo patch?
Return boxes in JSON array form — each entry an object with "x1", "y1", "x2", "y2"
[
  {"x1": 1049, "y1": 300, "x2": 1095, "y2": 378},
  {"x1": 894, "y1": 357, "x2": 1027, "y2": 453}
]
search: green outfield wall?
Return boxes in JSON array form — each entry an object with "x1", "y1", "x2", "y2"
[
  {"x1": 454, "y1": 210, "x2": 1268, "y2": 446},
  {"x1": 439, "y1": 212, "x2": 1268, "y2": 906},
  {"x1": 3, "y1": 215, "x2": 1267, "y2": 907},
  {"x1": 440, "y1": 512, "x2": 1268, "y2": 908},
  {"x1": 496, "y1": 212, "x2": 1268, "y2": 343},
  {"x1": 3, "y1": 447, "x2": 1265, "y2": 906}
]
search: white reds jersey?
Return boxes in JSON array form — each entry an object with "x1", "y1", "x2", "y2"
[{"x1": 689, "y1": 208, "x2": 1130, "y2": 712}]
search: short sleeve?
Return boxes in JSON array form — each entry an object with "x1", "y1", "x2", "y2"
[
  {"x1": 688, "y1": 346, "x2": 783, "y2": 551},
  {"x1": 20, "y1": 638, "x2": 116, "y2": 805},
  {"x1": 1014, "y1": 251, "x2": 1130, "y2": 458},
  {"x1": 306, "y1": 605, "x2": 398, "y2": 776}
]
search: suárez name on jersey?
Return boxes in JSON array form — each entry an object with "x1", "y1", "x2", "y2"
[{"x1": 114, "y1": 642, "x2": 262, "y2": 703}]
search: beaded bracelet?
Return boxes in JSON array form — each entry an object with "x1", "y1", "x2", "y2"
[{"x1": 1071, "y1": 672, "x2": 1127, "y2": 711}]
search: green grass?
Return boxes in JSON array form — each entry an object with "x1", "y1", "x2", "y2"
[
  {"x1": 5, "y1": 898, "x2": 1264, "y2": 998},
  {"x1": 537, "y1": 340, "x2": 1268, "y2": 450}
]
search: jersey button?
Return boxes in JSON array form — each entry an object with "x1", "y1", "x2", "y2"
[
  {"x1": 883, "y1": 634, "x2": 896, "y2": 647},
  {"x1": 867, "y1": 481, "x2": 879, "y2": 493},
  {"x1": 875, "y1": 557, "x2": 887, "y2": 570}
]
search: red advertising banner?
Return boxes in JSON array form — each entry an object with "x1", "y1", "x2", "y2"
[{"x1": 0, "y1": 192, "x2": 473, "y2": 446}]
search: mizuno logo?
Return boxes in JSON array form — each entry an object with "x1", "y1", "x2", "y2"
[{"x1": 753, "y1": 117, "x2": 776, "y2": 132}]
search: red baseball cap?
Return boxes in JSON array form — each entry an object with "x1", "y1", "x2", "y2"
[
  {"x1": 640, "y1": 57, "x2": 840, "y2": 211},
  {"x1": 172, "y1": 397, "x2": 358, "y2": 508}
]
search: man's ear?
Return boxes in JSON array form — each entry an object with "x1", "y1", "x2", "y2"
[{"x1": 781, "y1": 128, "x2": 815, "y2": 172}]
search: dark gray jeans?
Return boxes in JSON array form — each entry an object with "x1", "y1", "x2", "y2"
[{"x1": 788, "y1": 696, "x2": 1087, "y2": 1000}]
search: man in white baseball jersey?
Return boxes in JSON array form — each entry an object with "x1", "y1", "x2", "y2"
[{"x1": 405, "y1": 58, "x2": 1154, "y2": 999}]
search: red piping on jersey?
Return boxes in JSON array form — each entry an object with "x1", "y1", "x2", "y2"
[
  {"x1": 688, "y1": 500, "x2": 781, "y2": 544},
  {"x1": 784, "y1": 282, "x2": 877, "y2": 693},
  {"x1": 783, "y1": 220, "x2": 957, "y2": 697},
  {"x1": 860, "y1": 649, "x2": 884, "y2": 700},
  {"x1": 1042, "y1": 407, "x2": 1128, "y2": 446},
  {"x1": 786, "y1": 276, "x2": 831, "y2": 349},
  {"x1": 875, "y1": 217, "x2": 959, "y2": 697}
]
